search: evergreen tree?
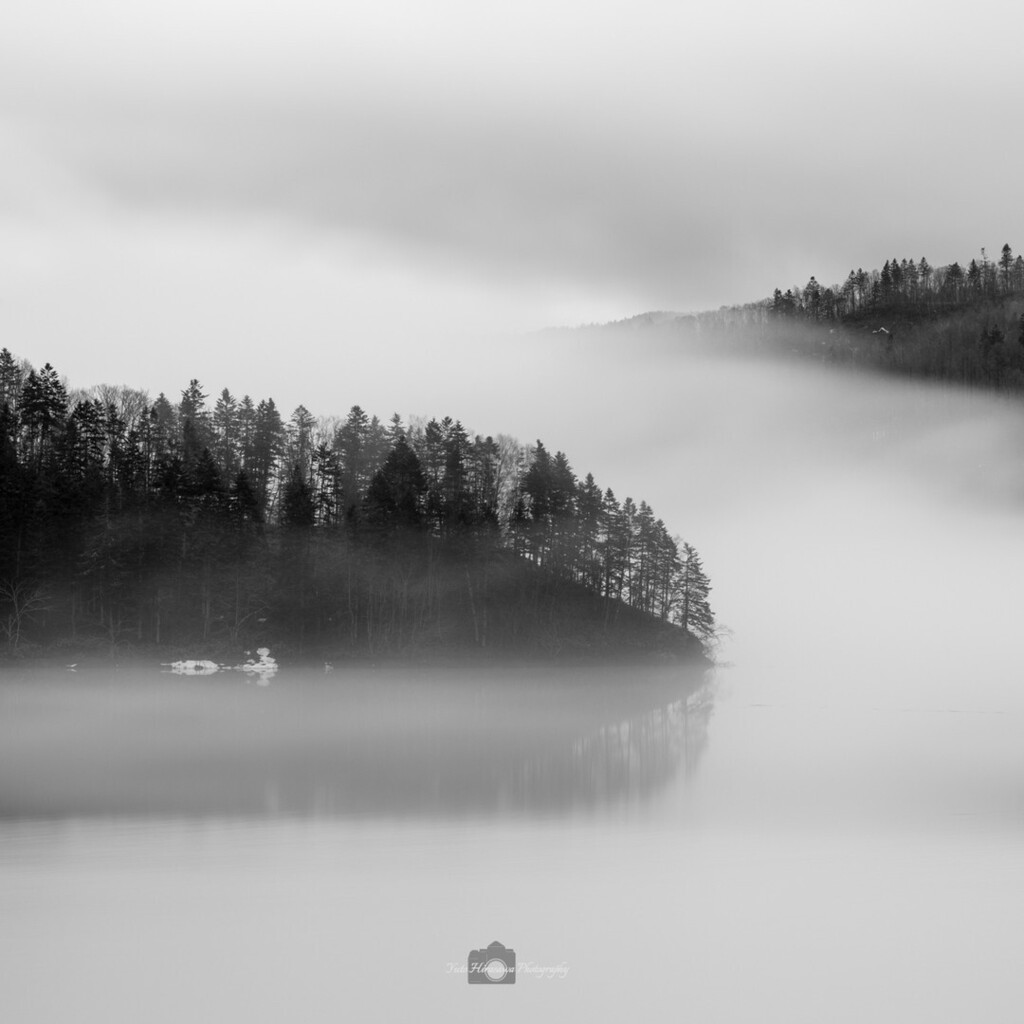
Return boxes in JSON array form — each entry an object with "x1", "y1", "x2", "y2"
[
  {"x1": 334, "y1": 405, "x2": 372, "y2": 519},
  {"x1": 890, "y1": 258, "x2": 903, "y2": 298},
  {"x1": 20, "y1": 363, "x2": 68, "y2": 470},
  {"x1": 250, "y1": 398, "x2": 285, "y2": 517},
  {"x1": 967, "y1": 259, "x2": 982, "y2": 294},
  {"x1": 311, "y1": 443, "x2": 342, "y2": 526},
  {"x1": 287, "y1": 405, "x2": 317, "y2": 482},
  {"x1": 999, "y1": 244, "x2": 1014, "y2": 292},
  {"x1": 0, "y1": 348, "x2": 23, "y2": 415},
  {"x1": 880, "y1": 260, "x2": 892, "y2": 300},
  {"x1": 212, "y1": 389, "x2": 240, "y2": 477},
  {"x1": 945, "y1": 262, "x2": 964, "y2": 300},
  {"x1": 522, "y1": 441, "x2": 552, "y2": 555},
  {"x1": 151, "y1": 393, "x2": 177, "y2": 455},
  {"x1": 179, "y1": 379, "x2": 212, "y2": 450},
  {"x1": 386, "y1": 412, "x2": 405, "y2": 445},
  {"x1": 918, "y1": 257, "x2": 932, "y2": 294},
  {"x1": 0, "y1": 350, "x2": 715, "y2": 656},
  {"x1": 804, "y1": 276, "x2": 821, "y2": 319},
  {"x1": 363, "y1": 435, "x2": 427, "y2": 529},
  {"x1": 618, "y1": 497, "x2": 638, "y2": 604},
  {"x1": 237, "y1": 395, "x2": 257, "y2": 469},
  {"x1": 281, "y1": 463, "x2": 315, "y2": 528},
  {"x1": 675, "y1": 543, "x2": 715, "y2": 642},
  {"x1": 441, "y1": 419, "x2": 473, "y2": 528},
  {"x1": 467, "y1": 434, "x2": 501, "y2": 528},
  {"x1": 229, "y1": 469, "x2": 262, "y2": 525},
  {"x1": 576, "y1": 472, "x2": 604, "y2": 590},
  {"x1": 598, "y1": 488, "x2": 623, "y2": 601}
]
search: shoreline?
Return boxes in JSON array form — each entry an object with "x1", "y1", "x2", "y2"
[{"x1": 1, "y1": 635, "x2": 713, "y2": 675}]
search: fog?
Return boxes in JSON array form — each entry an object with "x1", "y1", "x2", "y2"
[
  {"x1": 0, "y1": 667, "x2": 712, "y2": 819},
  {"x1": 6, "y1": 0, "x2": 1024, "y2": 403},
  {"x1": 3, "y1": 343, "x2": 1023, "y2": 1021}
]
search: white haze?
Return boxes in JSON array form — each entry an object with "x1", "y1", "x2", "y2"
[
  {"x1": 3, "y1": 0, "x2": 1024, "y2": 402},
  {"x1": 3, "y1": 342, "x2": 1024, "y2": 1022}
]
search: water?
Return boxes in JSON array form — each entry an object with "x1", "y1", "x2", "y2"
[{"x1": 3, "y1": 352, "x2": 1024, "y2": 1022}]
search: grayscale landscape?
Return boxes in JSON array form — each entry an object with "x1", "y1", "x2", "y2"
[{"x1": 2, "y1": 2, "x2": 1023, "y2": 1022}]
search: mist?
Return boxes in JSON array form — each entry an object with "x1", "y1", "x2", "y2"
[{"x1": 3, "y1": 339, "x2": 1023, "y2": 1022}]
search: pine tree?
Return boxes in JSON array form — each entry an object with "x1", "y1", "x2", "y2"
[
  {"x1": 334, "y1": 405, "x2": 373, "y2": 519},
  {"x1": 675, "y1": 543, "x2": 715, "y2": 642},
  {"x1": 281, "y1": 464, "x2": 315, "y2": 527},
  {"x1": 576, "y1": 472, "x2": 603, "y2": 590},
  {"x1": 999, "y1": 244, "x2": 1014, "y2": 292},
  {"x1": 212, "y1": 389, "x2": 240, "y2": 477},
  {"x1": 804, "y1": 276, "x2": 821, "y2": 319},
  {"x1": 523, "y1": 441, "x2": 553, "y2": 565},
  {"x1": 229, "y1": 469, "x2": 262, "y2": 525},
  {"x1": 441, "y1": 419, "x2": 472, "y2": 527},
  {"x1": 945, "y1": 262, "x2": 964, "y2": 300},
  {"x1": 386, "y1": 412, "x2": 405, "y2": 446},
  {"x1": 967, "y1": 259, "x2": 982, "y2": 294},
  {"x1": 179, "y1": 379, "x2": 212, "y2": 450},
  {"x1": 633, "y1": 501, "x2": 658, "y2": 612},
  {"x1": 918, "y1": 257, "x2": 933, "y2": 296},
  {"x1": 20, "y1": 363, "x2": 68, "y2": 470},
  {"x1": 363, "y1": 435, "x2": 427, "y2": 529},
  {"x1": 598, "y1": 488, "x2": 623, "y2": 601},
  {"x1": 619, "y1": 497, "x2": 637, "y2": 604},
  {"x1": 311, "y1": 443, "x2": 341, "y2": 526},
  {"x1": 880, "y1": 260, "x2": 893, "y2": 300},
  {"x1": 237, "y1": 395, "x2": 256, "y2": 469},
  {"x1": 0, "y1": 348, "x2": 23, "y2": 415},
  {"x1": 890, "y1": 258, "x2": 903, "y2": 298},
  {"x1": 467, "y1": 434, "x2": 501, "y2": 527},
  {"x1": 287, "y1": 405, "x2": 317, "y2": 482},
  {"x1": 653, "y1": 523, "x2": 680, "y2": 621}
]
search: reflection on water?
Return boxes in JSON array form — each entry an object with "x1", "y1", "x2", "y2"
[
  {"x1": 0, "y1": 665, "x2": 713, "y2": 819},
  {"x1": 6, "y1": 354, "x2": 1024, "y2": 1022}
]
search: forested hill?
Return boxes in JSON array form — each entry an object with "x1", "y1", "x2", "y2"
[
  {"x1": 603, "y1": 244, "x2": 1024, "y2": 391},
  {"x1": 0, "y1": 353, "x2": 714, "y2": 662}
]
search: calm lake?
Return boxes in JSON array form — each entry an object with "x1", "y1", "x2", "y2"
[{"x1": 2, "y1": 352, "x2": 1023, "y2": 1022}]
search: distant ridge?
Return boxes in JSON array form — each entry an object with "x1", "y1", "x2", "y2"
[{"x1": 556, "y1": 245, "x2": 1024, "y2": 391}]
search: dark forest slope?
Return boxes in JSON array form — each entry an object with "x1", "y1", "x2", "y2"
[
  {"x1": 0, "y1": 355, "x2": 714, "y2": 663},
  {"x1": 594, "y1": 244, "x2": 1024, "y2": 391}
]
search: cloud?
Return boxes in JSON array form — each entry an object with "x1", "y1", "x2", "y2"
[{"x1": 3, "y1": 0, "x2": 1024, "y2": 322}]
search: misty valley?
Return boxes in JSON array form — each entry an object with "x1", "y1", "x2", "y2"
[
  {"x1": 7, "y1": 0, "x2": 1024, "y2": 1014},
  {"x1": 0, "y1": 665, "x2": 713, "y2": 818},
  {"x1": 2, "y1": 325, "x2": 1024, "y2": 1023}
]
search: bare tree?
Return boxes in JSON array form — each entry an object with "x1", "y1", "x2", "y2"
[{"x1": 0, "y1": 579, "x2": 51, "y2": 651}]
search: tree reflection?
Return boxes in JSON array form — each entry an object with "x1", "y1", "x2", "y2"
[{"x1": 0, "y1": 666, "x2": 715, "y2": 819}]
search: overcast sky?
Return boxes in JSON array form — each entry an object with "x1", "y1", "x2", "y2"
[{"x1": 2, "y1": 0, "x2": 1023, "y2": 423}]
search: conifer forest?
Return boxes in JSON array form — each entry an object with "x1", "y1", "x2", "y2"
[
  {"x1": 0, "y1": 352, "x2": 714, "y2": 659},
  {"x1": 659, "y1": 244, "x2": 1024, "y2": 391}
]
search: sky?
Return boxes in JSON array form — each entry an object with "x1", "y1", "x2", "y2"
[{"x1": 2, "y1": 0, "x2": 1023, "y2": 423}]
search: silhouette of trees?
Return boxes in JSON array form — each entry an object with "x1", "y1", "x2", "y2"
[
  {"x1": 750, "y1": 243, "x2": 1024, "y2": 389},
  {"x1": 363, "y1": 435, "x2": 427, "y2": 530},
  {"x1": 0, "y1": 350, "x2": 712, "y2": 659},
  {"x1": 676, "y1": 544, "x2": 715, "y2": 642},
  {"x1": 0, "y1": 578, "x2": 51, "y2": 651}
]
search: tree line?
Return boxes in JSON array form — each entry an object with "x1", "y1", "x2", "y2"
[
  {"x1": 768, "y1": 244, "x2": 1024, "y2": 323},
  {"x1": 650, "y1": 243, "x2": 1024, "y2": 390},
  {"x1": 0, "y1": 352, "x2": 713, "y2": 658}
]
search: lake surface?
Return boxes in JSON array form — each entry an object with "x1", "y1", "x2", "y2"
[{"x1": 2, "y1": 354, "x2": 1024, "y2": 1022}]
